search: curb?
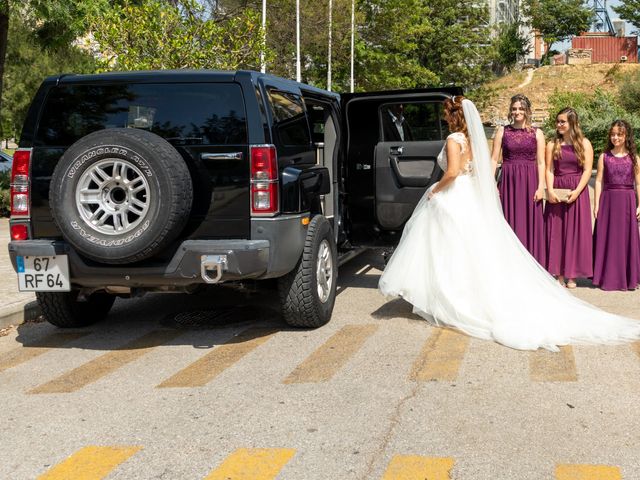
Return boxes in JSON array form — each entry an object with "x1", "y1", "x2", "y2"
[{"x1": 0, "y1": 300, "x2": 42, "y2": 330}]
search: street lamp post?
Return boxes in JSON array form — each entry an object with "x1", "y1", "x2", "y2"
[
  {"x1": 296, "y1": 0, "x2": 301, "y2": 82},
  {"x1": 260, "y1": 0, "x2": 267, "y2": 73},
  {"x1": 350, "y1": 0, "x2": 354, "y2": 92},
  {"x1": 328, "y1": 0, "x2": 332, "y2": 91}
]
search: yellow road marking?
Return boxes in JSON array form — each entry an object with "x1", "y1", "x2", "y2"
[
  {"x1": 0, "y1": 332, "x2": 87, "y2": 374},
  {"x1": 204, "y1": 448, "x2": 295, "y2": 480},
  {"x1": 530, "y1": 346, "x2": 577, "y2": 382},
  {"x1": 29, "y1": 330, "x2": 182, "y2": 394},
  {"x1": 410, "y1": 329, "x2": 469, "y2": 382},
  {"x1": 37, "y1": 445, "x2": 141, "y2": 480},
  {"x1": 283, "y1": 324, "x2": 378, "y2": 384},
  {"x1": 382, "y1": 455, "x2": 454, "y2": 480},
  {"x1": 556, "y1": 464, "x2": 622, "y2": 479},
  {"x1": 157, "y1": 326, "x2": 277, "y2": 388}
]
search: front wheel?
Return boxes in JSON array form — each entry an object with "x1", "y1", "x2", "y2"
[
  {"x1": 278, "y1": 215, "x2": 338, "y2": 328},
  {"x1": 36, "y1": 290, "x2": 116, "y2": 328}
]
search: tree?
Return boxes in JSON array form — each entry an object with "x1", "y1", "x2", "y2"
[
  {"x1": 613, "y1": 1, "x2": 640, "y2": 33},
  {"x1": 92, "y1": 0, "x2": 269, "y2": 71},
  {"x1": 417, "y1": 0, "x2": 495, "y2": 88},
  {"x1": 0, "y1": 0, "x2": 106, "y2": 140},
  {"x1": 522, "y1": 0, "x2": 593, "y2": 57},
  {"x1": 492, "y1": 22, "x2": 530, "y2": 73},
  {"x1": 1, "y1": 12, "x2": 97, "y2": 142}
]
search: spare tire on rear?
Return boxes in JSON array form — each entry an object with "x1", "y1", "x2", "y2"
[{"x1": 50, "y1": 128, "x2": 193, "y2": 264}]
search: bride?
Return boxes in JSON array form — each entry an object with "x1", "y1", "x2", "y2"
[{"x1": 378, "y1": 96, "x2": 640, "y2": 351}]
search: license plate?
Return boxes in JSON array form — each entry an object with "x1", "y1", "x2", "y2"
[{"x1": 16, "y1": 255, "x2": 71, "y2": 292}]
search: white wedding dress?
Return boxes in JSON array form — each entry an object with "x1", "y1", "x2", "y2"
[{"x1": 378, "y1": 100, "x2": 640, "y2": 351}]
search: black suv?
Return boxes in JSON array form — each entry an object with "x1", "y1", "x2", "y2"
[{"x1": 8, "y1": 70, "x2": 460, "y2": 328}]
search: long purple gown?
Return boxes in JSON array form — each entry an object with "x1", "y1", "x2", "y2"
[
  {"x1": 592, "y1": 152, "x2": 640, "y2": 290},
  {"x1": 498, "y1": 125, "x2": 545, "y2": 265},
  {"x1": 544, "y1": 145, "x2": 593, "y2": 278}
]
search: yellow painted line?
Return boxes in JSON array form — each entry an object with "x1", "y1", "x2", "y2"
[
  {"x1": 556, "y1": 464, "x2": 621, "y2": 480},
  {"x1": 157, "y1": 326, "x2": 277, "y2": 388},
  {"x1": 0, "y1": 332, "x2": 87, "y2": 374},
  {"x1": 37, "y1": 445, "x2": 141, "y2": 480},
  {"x1": 381, "y1": 455, "x2": 454, "y2": 480},
  {"x1": 530, "y1": 346, "x2": 577, "y2": 382},
  {"x1": 410, "y1": 329, "x2": 469, "y2": 382},
  {"x1": 283, "y1": 324, "x2": 378, "y2": 384},
  {"x1": 204, "y1": 448, "x2": 295, "y2": 480},
  {"x1": 29, "y1": 330, "x2": 182, "y2": 394}
]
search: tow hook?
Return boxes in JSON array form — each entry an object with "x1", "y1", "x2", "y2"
[{"x1": 201, "y1": 255, "x2": 228, "y2": 283}]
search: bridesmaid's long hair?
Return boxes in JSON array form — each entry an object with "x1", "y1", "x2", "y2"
[
  {"x1": 443, "y1": 96, "x2": 468, "y2": 138},
  {"x1": 508, "y1": 93, "x2": 533, "y2": 130},
  {"x1": 607, "y1": 119, "x2": 638, "y2": 169},
  {"x1": 552, "y1": 107, "x2": 586, "y2": 167}
]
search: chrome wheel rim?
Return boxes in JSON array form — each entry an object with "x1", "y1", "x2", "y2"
[
  {"x1": 76, "y1": 158, "x2": 151, "y2": 235},
  {"x1": 316, "y1": 239, "x2": 333, "y2": 303}
]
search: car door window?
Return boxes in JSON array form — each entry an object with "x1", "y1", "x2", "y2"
[
  {"x1": 266, "y1": 89, "x2": 311, "y2": 147},
  {"x1": 380, "y1": 102, "x2": 445, "y2": 142}
]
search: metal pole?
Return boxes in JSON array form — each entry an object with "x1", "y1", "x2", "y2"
[
  {"x1": 260, "y1": 0, "x2": 267, "y2": 73},
  {"x1": 296, "y1": 0, "x2": 301, "y2": 82},
  {"x1": 328, "y1": 0, "x2": 332, "y2": 91},
  {"x1": 350, "y1": 0, "x2": 354, "y2": 92}
]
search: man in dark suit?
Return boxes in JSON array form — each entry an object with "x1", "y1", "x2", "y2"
[{"x1": 382, "y1": 104, "x2": 413, "y2": 142}]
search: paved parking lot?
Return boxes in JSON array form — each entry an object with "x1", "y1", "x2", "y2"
[{"x1": 1, "y1": 250, "x2": 639, "y2": 479}]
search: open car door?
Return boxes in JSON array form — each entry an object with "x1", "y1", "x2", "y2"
[{"x1": 342, "y1": 88, "x2": 463, "y2": 246}]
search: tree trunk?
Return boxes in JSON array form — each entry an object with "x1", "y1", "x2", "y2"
[{"x1": 0, "y1": 4, "x2": 9, "y2": 141}]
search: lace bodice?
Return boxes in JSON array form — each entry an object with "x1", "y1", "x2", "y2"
[
  {"x1": 502, "y1": 125, "x2": 537, "y2": 164},
  {"x1": 603, "y1": 151, "x2": 635, "y2": 187},
  {"x1": 437, "y1": 132, "x2": 473, "y2": 175}
]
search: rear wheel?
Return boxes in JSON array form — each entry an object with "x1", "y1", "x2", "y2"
[
  {"x1": 36, "y1": 291, "x2": 116, "y2": 328},
  {"x1": 278, "y1": 215, "x2": 337, "y2": 328}
]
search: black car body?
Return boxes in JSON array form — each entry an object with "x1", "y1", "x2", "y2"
[{"x1": 7, "y1": 69, "x2": 461, "y2": 328}]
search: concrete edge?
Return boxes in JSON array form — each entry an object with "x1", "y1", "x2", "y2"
[{"x1": 0, "y1": 300, "x2": 42, "y2": 330}]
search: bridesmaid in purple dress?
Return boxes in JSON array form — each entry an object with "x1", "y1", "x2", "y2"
[
  {"x1": 491, "y1": 94, "x2": 546, "y2": 265},
  {"x1": 593, "y1": 120, "x2": 640, "y2": 290},
  {"x1": 544, "y1": 108, "x2": 594, "y2": 288}
]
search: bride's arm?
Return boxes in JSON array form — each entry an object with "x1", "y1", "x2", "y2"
[{"x1": 429, "y1": 137, "x2": 463, "y2": 198}]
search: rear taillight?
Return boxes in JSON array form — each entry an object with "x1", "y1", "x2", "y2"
[
  {"x1": 250, "y1": 145, "x2": 278, "y2": 216},
  {"x1": 10, "y1": 149, "x2": 31, "y2": 217},
  {"x1": 10, "y1": 224, "x2": 28, "y2": 241}
]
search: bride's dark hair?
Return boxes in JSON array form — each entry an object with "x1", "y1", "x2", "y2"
[{"x1": 443, "y1": 96, "x2": 468, "y2": 138}]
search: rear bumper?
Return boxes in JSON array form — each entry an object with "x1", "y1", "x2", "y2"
[{"x1": 8, "y1": 239, "x2": 270, "y2": 288}]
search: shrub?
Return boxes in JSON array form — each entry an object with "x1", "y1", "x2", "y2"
[
  {"x1": 618, "y1": 71, "x2": 640, "y2": 114},
  {"x1": 544, "y1": 89, "x2": 640, "y2": 154}
]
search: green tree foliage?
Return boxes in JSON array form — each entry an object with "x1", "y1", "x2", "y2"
[
  {"x1": 492, "y1": 22, "x2": 530, "y2": 73},
  {"x1": 522, "y1": 0, "x2": 592, "y2": 55},
  {"x1": 618, "y1": 71, "x2": 640, "y2": 114},
  {"x1": 1, "y1": 12, "x2": 97, "y2": 141},
  {"x1": 544, "y1": 89, "x2": 640, "y2": 153},
  {"x1": 416, "y1": 0, "x2": 495, "y2": 88},
  {"x1": 93, "y1": 0, "x2": 269, "y2": 71},
  {"x1": 613, "y1": 0, "x2": 640, "y2": 32}
]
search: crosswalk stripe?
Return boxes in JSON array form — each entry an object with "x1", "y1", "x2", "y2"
[
  {"x1": 410, "y1": 329, "x2": 469, "y2": 382},
  {"x1": 283, "y1": 324, "x2": 378, "y2": 384},
  {"x1": 0, "y1": 332, "x2": 88, "y2": 374},
  {"x1": 157, "y1": 326, "x2": 277, "y2": 388},
  {"x1": 28, "y1": 330, "x2": 182, "y2": 394},
  {"x1": 555, "y1": 464, "x2": 622, "y2": 479},
  {"x1": 530, "y1": 346, "x2": 577, "y2": 382},
  {"x1": 203, "y1": 448, "x2": 295, "y2": 480},
  {"x1": 37, "y1": 445, "x2": 141, "y2": 480},
  {"x1": 381, "y1": 455, "x2": 455, "y2": 480}
]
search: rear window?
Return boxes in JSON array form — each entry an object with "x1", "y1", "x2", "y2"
[{"x1": 35, "y1": 82, "x2": 247, "y2": 146}]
